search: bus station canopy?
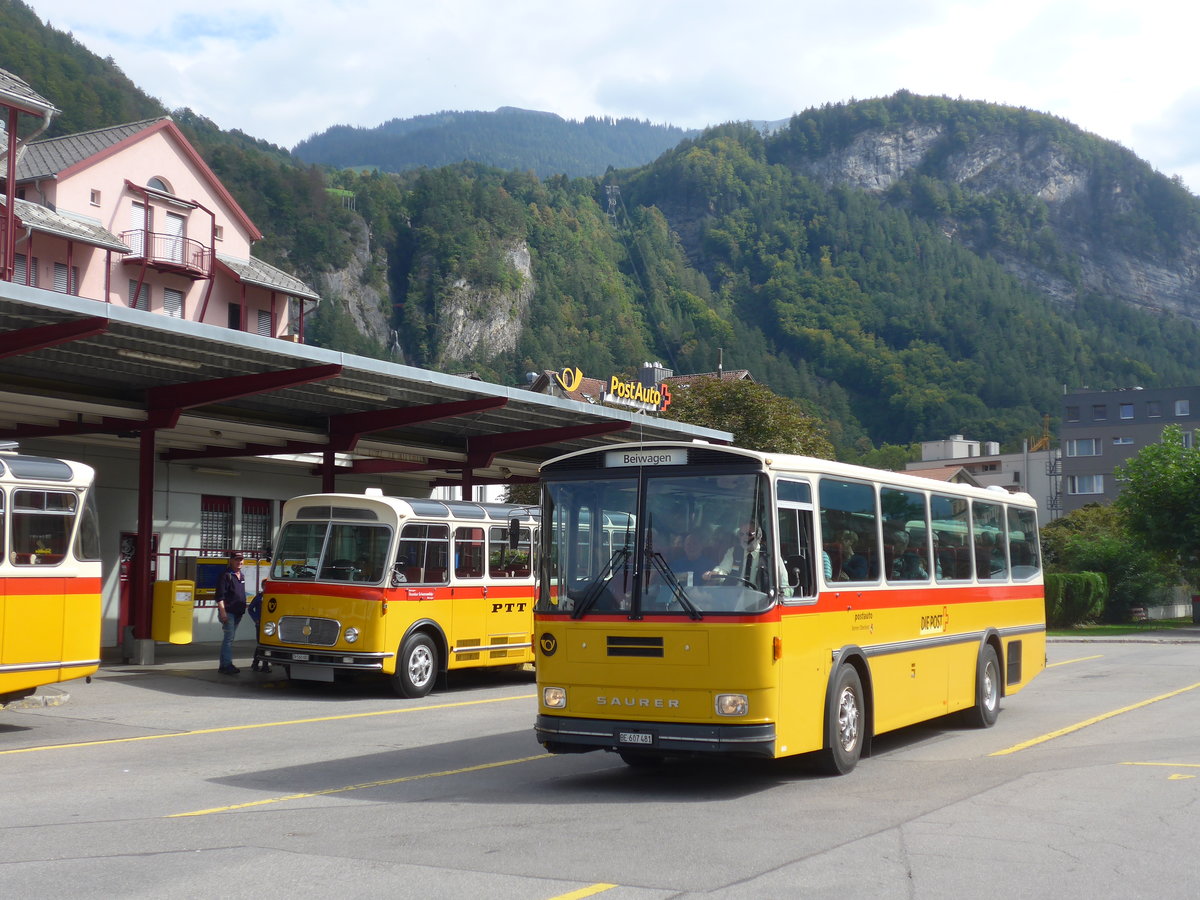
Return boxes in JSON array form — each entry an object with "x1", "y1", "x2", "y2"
[{"x1": 0, "y1": 284, "x2": 731, "y2": 494}]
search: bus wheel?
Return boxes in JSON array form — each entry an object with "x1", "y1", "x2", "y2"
[
  {"x1": 393, "y1": 633, "x2": 438, "y2": 698},
  {"x1": 819, "y1": 664, "x2": 863, "y2": 775},
  {"x1": 968, "y1": 644, "x2": 1001, "y2": 728}
]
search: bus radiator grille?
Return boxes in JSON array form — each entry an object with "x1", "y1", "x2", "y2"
[
  {"x1": 278, "y1": 616, "x2": 341, "y2": 646},
  {"x1": 607, "y1": 635, "x2": 664, "y2": 657}
]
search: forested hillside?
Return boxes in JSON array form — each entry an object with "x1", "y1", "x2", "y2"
[
  {"x1": 8, "y1": 0, "x2": 1200, "y2": 458},
  {"x1": 337, "y1": 119, "x2": 1200, "y2": 451},
  {"x1": 293, "y1": 108, "x2": 699, "y2": 178}
]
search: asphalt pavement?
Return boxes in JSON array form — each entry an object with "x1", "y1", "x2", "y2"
[{"x1": 7, "y1": 623, "x2": 1200, "y2": 711}]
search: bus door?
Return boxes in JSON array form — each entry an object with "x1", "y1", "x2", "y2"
[
  {"x1": 447, "y1": 524, "x2": 488, "y2": 666},
  {"x1": 484, "y1": 523, "x2": 534, "y2": 661},
  {"x1": 774, "y1": 478, "x2": 826, "y2": 752},
  {"x1": 4, "y1": 487, "x2": 75, "y2": 680}
]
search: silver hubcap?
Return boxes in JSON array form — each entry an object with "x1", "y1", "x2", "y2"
[
  {"x1": 837, "y1": 686, "x2": 860, "y2": 752},
  {"x1": 983, "y1": 661, "x2": 998, "y2": 711},
  {"x1": 408, "y1": 646, "x2": 433, "y2": 686}
]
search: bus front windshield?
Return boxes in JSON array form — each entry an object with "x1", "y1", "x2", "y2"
[
  {"x1": 539, "y1": 471, "x2": 773, "y2": 617},
  {"x1": 271, "y1": 521, "x2": 392, "y2": 584}
]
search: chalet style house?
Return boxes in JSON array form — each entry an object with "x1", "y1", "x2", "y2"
[{"x1": 0, "y1": 68, "x2": 319, "y2": 337}]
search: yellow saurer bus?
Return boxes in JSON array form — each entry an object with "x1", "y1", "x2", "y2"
[
  {"x1": 534, "y1": 442, "x2": 1045, "y2": 774},
  {"x1": 0, "y1": 453, "x2": 102, "y2": 707},
  {"x1": 259, "y1": 489, "x2": 538, "y2": 697}
]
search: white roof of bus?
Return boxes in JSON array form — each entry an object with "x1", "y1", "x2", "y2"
[
  {"x1": 281, "y1": 491, "x2": 538, "y2": 521},
  {"x1": 0, "y1": 452, "x2": 95, "y2": 485},
  {"x1": 541, "y1": 441, "x2": 1038, "y2": 509}
]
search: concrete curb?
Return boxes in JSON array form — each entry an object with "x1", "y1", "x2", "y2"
[{"x1": 2, "y1": 687, "x2": 70, "y2": 709}]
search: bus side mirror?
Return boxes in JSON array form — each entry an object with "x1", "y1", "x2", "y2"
[{"x1": 508, "y1": 518, "x2": 521, "y2": 550}]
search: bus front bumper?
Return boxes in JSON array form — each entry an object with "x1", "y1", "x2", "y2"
[
  {"x1": 535, "y1": 714, "x2": 776, "y2": 758},
  {"x1": 256, "y1": 644, "x2": 392, "y2": 672}
]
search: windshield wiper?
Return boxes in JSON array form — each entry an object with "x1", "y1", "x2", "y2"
[
  {"x1": 571, "y1": 548, "x2": 631, "y2": 619},
  {"x1": 646, "y1": 552, "x2": 703, "y2": 620}
]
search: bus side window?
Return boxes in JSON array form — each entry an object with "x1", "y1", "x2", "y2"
[
  {"x1": 777, "y1": 507, "x2": 816, "y2": 599},
  {"x1": 396, "y1": 523, "x2": 449, "y2": 584}
]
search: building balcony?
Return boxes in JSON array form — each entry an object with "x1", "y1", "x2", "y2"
[{"x1": 121, "y1": 229, "x2": 211, "y2": 279}]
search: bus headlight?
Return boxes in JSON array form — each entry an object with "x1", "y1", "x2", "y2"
[
  {"x1": 344, "y1": 627, "x2": 360, "y2": 644},
  {"x1": 715, "y1": 693, "x2": 748, "y2": 716},
  {"x1": 263, "y1": 621, "x2": 276, "y2": 637},
  {"x1": 543, "y1": 686, "x2": 567, "y2": 708}
]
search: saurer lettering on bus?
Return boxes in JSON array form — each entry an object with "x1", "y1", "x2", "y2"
[{"x1": 598, "y1": 696, "x2": 680, "y2": 708}]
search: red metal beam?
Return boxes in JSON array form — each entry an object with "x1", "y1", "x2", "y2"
[
  {"x1": 0, "y1": 414, "x2": 147, "y2": 442},
  {"x1": 340, "y1": 455, "x2": 461, "y2": 475},
  {"x1": 145, "y1": 363, "x2": 343, "y2": 412},
  {"x1": 160, "y1": 438, "x2": 330, "y2": 463},
  {"x1": 328, "y1": 396, "x2": 508, "y2": 449},
  {"x1": 465, "y1": 421, "x2": 631, "y2": 469},
  {"x1": 0, "y1": 316, "x2": 109, "y2": 360}
]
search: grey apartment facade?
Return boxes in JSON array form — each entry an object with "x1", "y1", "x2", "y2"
[{"x1": 1060, "y1": 386, "x2": 1200, "y2": 514}]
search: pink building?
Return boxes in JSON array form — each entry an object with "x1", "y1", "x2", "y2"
[{"x1": 1, "y1": 69, "x2": 319, "y2": 337}]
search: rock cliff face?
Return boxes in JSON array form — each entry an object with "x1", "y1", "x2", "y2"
[
  {"x1": 794, "y1": 125, "x2": 1200, "y2": 323},
  {"x1": 316, "y1": 215, "x2": 395, "y2": 355},
  {"x1": 437, "y1": 242, "x2": 533, "y2": 365}
]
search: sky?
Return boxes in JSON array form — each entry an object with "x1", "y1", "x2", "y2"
[{"x1": 23, "y1": 0, "x2": 1200, "y2": 192}]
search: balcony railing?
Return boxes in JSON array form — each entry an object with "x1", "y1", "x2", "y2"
[{"x1": 121, "y1": 229, "x2": 211, "y2": 279}]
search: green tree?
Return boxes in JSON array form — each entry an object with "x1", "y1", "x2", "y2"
[
  {"x1": 1115, "y1": 423, "x2": 1200, "y2": 588},
  {"x1": 1041, "y1": 502, "x2": 1173, "y2": 622},
  {"x1": 662, "y1": 378, "x2": 834, "y2": 457}
]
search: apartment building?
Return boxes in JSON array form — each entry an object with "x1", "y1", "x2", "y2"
[
  {"x1": 1060, "y1": 386, "x2": 1200, "y2": 514},
  {"x1": 1, "y1": 69, "x2": 319, "y2": 336},
  {"x1": 907, "y1": 434, "x2": 1060, "y2": 524}
]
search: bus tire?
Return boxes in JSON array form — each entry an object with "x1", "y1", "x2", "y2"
[
  {"x1": 818, "y1": 664, "x2": 864, "y2": 776},
  {"x1": 393, "y1": 633, "x2": 438, "y2": 698},
  {"x1": 968, "y1": 644, "x2": 1001, "y2": 728}
]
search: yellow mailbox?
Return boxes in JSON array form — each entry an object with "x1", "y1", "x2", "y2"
[{"x1": 152, "y1": 579, "x2": 195, "y2": 644}]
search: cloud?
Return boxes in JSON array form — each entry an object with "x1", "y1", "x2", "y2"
[{"x1": 19, "y1": 0, "x2": 1200, "y2": 192}]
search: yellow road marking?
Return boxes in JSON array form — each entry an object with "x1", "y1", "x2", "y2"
[
  {"x1": 991, "y1": 681, "x2": 1200, "y2": 755},
  {"x1": 1047, "y1": 654, "x2": 1103, "y2": 668},
  {"x1": 547, "y1": 885, "x2": 619, "y2": 900},
  {"x1": 1122, "y1": 761, "x2": 1200, "y2": 769},
  {"x1": 168, "y1": 753, "x2": 551, "y2": 817},
  {"x1": 0, "y1": 693, "x2": 536, "y2": 756}
]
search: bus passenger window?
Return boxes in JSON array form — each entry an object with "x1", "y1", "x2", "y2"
[
  {"x1": 455, "y1": 527, "x2": 485, "y2": 578},
  {"x1": 819, "y1": 479, "x2": 879, "y2": 583},
  {"x1": 396, "y1": 523, "x2": 449, "y2": 584},
  {"x1": 11, "y1": 489, "x2": 75, "y2": 566}
]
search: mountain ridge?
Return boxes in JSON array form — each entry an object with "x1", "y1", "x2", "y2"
[{"x1": 292, "y1": 107, "x2": 701, "y2": 178}]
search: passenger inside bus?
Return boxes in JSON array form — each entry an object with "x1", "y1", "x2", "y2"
[
  {"x1": 889, "y1": 530, "x2": 929, "y2": 580},
  {"x1": 834, "y1": 531, "x2": 869, "y2": 581}
]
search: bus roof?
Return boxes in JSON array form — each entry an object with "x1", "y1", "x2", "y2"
[
  {"x1": 281, "y1": 491, "x2": 539, "y2": 522},
  {"x1": 0, "y1": 453, "x2": 95, "y2": 484},
  {"x1": 540, "y1": 441, "x2": 1037, "y2": 509}
]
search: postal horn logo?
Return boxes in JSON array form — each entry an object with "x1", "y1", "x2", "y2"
[
  {"x1": 539, "y1": 633, "x2": 558, "y2": 656},
  {"x1": 554, "y1": 366, "x2": 583, "y2": 392}
]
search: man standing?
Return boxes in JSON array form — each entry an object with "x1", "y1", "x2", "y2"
[{"x1": 216, "y1": 552, "x2": 248, "y2": 675}]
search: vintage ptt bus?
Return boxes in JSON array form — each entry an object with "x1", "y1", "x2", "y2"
[
  {"x1": 259, "y1": 490, "x2": 538, "y2": 697},
  {"x1": 0, "y1": 454, "x2": 102, "y2": 707},
  {"x1": 533, "y1": 442, "x2": 1045, "y2": 773}
]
